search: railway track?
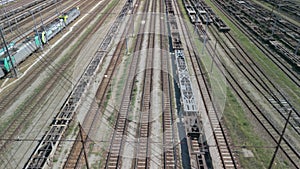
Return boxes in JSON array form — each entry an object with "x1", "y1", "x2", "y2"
[
  {"x1": 164, "y1": 0, "x2": 230, "y2": 168},
  {"x1": 224, "y1": 32, "x2": 300, "y2": 135},
  {"x1": 0, "y1": 0, "x2": 44, "y2": 20},
  {"x1": 133, "y1": 0, "x2": 157, "y2": 168},
  {"x1": 160, "y1": 0, "x2": 179, "y2": 168},
  {"x1": 24, "y1": 0, "x2": 126, "y2": 167},
  {"x1": 1, "y1": 0, "x2": 79, "y2": 44},
  {"x1": 0, "y1": 0, "x2": 117, "y2": 168},
  {"x1": 190, "y1": 36, "x2": 237, "y2": 168},
  {"x1": 0, "y1": 0, "x2": 89, "y2": 115},
  {"x1": 0, "y1": 0, "x2": 95, "y2": 153},
  {"x1": 63, "y1": 1, "x2": 133, "y2": 168},
  {"x1": 206, "y1": 19, "x2": 300, "y2": 168},
  {"x1": 211, "y1": 0, "x2": 300, "y2": 87},
  {"x1": 132, "y1": 0, "x2": 155, "y2": 167},
  {"x1": 187, "y1": 0, "x2": 300, "y2": 167},
  {"x1": 103, "y1": 0, "x2": 152, "y2": 167},
  {"x1": 172, "y1": 0, "x2": 237, "y2": 168},
  {"x1": 1, "y1": 0, "x2": 61, "y2": 32}
]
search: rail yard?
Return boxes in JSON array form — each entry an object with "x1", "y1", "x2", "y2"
[{"x1": 0, "y1": 0, "x2": 299, "y2": 168}]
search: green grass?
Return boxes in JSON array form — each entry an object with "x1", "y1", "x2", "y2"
[
  {"x1": 130, "y1": 79, "x2": 139, "y2": 107},
  {"x1": 115, "y1": 55, "x2": 131, "y2": 103},
  {"x1": 91, "y1": 146, "x2": 107, "y2": 168},
  {"x1": 104, "y1": 87, "x2": 112, "y2": 109},
  {"x1": 224, "y1": 90, "x2": 289, "y2": 168},
  {"x1": 65, "y1": 120, "x2": 78, "y2": 137},
  {"x1": 107, "y1": 109, "x2": 116, "y2": 126}
]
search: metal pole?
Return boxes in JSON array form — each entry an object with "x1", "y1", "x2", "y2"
[
  {"x1": 126, "y1": 36, "x2": 129, "y2": 54},
  {"x1": 31, "y1": 11, "x2": 43, "y2": 50},
  {"x1": 54, "y1": 0, "x2": 61, "y2": 16},
  {"x1": 295, "y1": 39, "x2": 300, "y2": 55},
  {"x1": 79, "y1": 123, "x2": 90, "y2": 169},
  {"x1": 268, "y1": 109, "x2": 292, "y2": 169},
  {"x1": 0, "y1": 26, "x2": 18, "y2": 78},
  {"x1": 13, "y1": 11, "x2": 20, "y2": 33},
  {"x1": 210, "y1": 40, "x2": 217, "y2": 73},
  {"x1": 3, "y1": 6, "x2": 13, "y2": 34},
  {"x1": 193, "y1": 15, "x2": 198, "y2": 35},
  {"x1": 131, "y1": 9, "x2": 134, "y2": 36},
  {"x1": 271, "y1": 5, "x2": 281, "y2": 37},
  {"x1": 39, "y1": 7, "x2": 45, "y2": 28},
  {"x1": 202, "y1": 12, "x2": 208, "y2": 55},
  {"x1": 58, "y1": 0, "x2": 63, "y2": 16}
]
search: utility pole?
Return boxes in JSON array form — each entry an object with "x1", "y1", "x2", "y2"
[
  {"x1": 2, "y1": 5, "x2": 13, "y2": 34},
  {"x1": 31, "y1": 11, "x2": 43, "y2": 50},
  {"x1": 13, "y1": 11, "x2": 20, "y2": 33},
  {"x1": 271, "y1": 4, "x2": 281, "y2": 38},
  {"x1": 79, "y1": 123, "x2": 90, "y2": 169},
  {"x1": 268, "y1": 109, "x2": 292, "y2": 169},
  {"x1": 202, "y1": 12, "x2": 208, "y2": 55},
  {"x1": 54, "y1": 0, "x2": 61, "y2": 17},
  {"x1": 0, "y1": 26, "x2": 18, "y2": 78},
  {"x1": 39, "y1": 7, "x2": 45, "y2": 29},
  {"x1": 295, "y1": 38, "x2": 300, "y2": 55},
  {"x1": 210, "y1": 40, "x2": 217, "y2": 73}
]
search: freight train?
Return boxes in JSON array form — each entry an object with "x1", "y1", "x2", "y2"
[{"x1": 0, "y1": 7, "x2": 80, "y2": 78}]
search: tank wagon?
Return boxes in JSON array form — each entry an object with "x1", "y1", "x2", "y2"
[{"x1": 0, "y1": 7, "x2": 80, "y2": 78}]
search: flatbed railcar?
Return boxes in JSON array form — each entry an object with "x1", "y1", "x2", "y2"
[
  {"x1": 0, "y1": 7, "x2": 80, "y2": 78},
  {"x1": 214, "y1": 16, "x2": 230, "y2": 32},
  {"x1": 269, "y1": 40, "x2": 300, "y2": 67}
]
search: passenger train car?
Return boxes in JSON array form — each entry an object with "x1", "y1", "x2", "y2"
[{"x1": 0, "y1": 7, "x2": 80, "y2": 78}]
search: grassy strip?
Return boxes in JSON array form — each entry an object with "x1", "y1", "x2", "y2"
[
  {"x1": 130, "y1": 79, "x2": 139, "y2": 107},
  {"x1": 224, "y1": 90, "x2": 288, "y2": 168},
  {"x1": 204, "y1": 0, "x2": 300, "y2": 110},
  {"x1": 115, "y1": 56, "x2": 130, "y2": 102}
]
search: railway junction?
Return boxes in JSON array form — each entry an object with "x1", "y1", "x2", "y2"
[{"x1": 0, "y1": 0, "x2": 299, "y2": 168}]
